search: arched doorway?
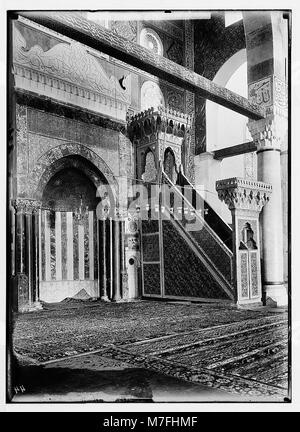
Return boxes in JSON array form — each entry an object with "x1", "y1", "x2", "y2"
[{"x1": 38, "y1": 155, "x2": 112, "y2": 303}]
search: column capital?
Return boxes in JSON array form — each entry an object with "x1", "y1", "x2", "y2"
[
  {"x1": 12, "y1": 198, "x2": 42, "y2": 214},
  {"x1": 216, "y1": 177, "x2": 272, "y2": 212}
]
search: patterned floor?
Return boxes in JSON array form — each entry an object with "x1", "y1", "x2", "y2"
[
  {"x1": 99, "y1": 314, "x2": 289, "y2": 398},
  {"x1": 11, "y1": 300, "x2": 289, "y2": 401}
]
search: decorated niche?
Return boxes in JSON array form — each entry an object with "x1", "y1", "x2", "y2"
[
  {"x1": 139, "y1": 28, "x2": 163, "y2": 56},
  {"x1": 239, "y1": 221, "x2": 257, "y2": 250},
  {"x1": 163, "y1": 148, "x2": 177, "y2": 183},
  {"x1": 142, "y1": 150, "x2": 157, "y2": 183},
  {"x1": 216, "y1": 177, "x2": 272, "y2": 306}
]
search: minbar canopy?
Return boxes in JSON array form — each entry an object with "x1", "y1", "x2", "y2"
[{"x1": 14, "y1": 11, "x2": 265, "y2": 120}]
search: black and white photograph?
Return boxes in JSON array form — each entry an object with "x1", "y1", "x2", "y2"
[{"x1": 2, "y1": 1, "x2": 298, "y2": 412}]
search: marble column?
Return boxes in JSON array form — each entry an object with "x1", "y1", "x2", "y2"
[
  {"x1": 99, "y1": 218, "x2": 109, "y2": 301},
  {"x1": 125, "y1": 215, "x2": 141, "y2": 300},
  {"x1": 120, "y1": 219, "x2": 128, "y2": 300},
  {"x1": 248, "y1": 109, "x2": 288, "y2": 306},
  {"x1": 244, "y1": 12, "x2": 289, "y2": 307},
  {"x1": 216, "y1": 178, "x2": 272, "y2": 306},
  {"x1": 112, "y1": 219, "x2": 121, "y2": 302}
]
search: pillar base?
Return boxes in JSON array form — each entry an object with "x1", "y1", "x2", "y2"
[
  {"x1": 236, "y1": 298, "x2": 263, "y2": 310},
  {"x1": 18, "y1": 301, "x2": 43, "y2": 313},
  {"x1": 263, "y1": 284, "x2": 288, "y2": 307},
  {"x1": 100, "y1": 296, "x2": 110, "y2": 302},
  {"x1": 32, "y1": 301, "x2": 43, "y2": 310}
]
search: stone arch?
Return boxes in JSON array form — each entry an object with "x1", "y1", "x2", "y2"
[
  {"x1": 206, "y1": 49, "x2": 250, "y2": 151},
  {"x1": 140, "y1": 80, "x2": 165, "y2": 111},
  {"x1": 242, "y1": 11, "x2": 288, "y2": 89},
  {"x1": 212, "y1": 49, "x2": 247, "y2": 87},
  {"x1": 30, "y1": 143, "x2": 118, "y2": 201}
]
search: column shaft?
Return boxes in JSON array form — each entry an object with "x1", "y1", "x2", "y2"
[
  {"x1": 99, "y1": 219, "x2": 109, "y2": 301},
  {"x1": 32, "y1": 210, "x2": 40, "y2": 303},
  {"x1": 257, "y1": 149, "x2": 286, "y2": 305},
  {"x1": 112, "y1": 220, "x2": 121, "y2": 302}
]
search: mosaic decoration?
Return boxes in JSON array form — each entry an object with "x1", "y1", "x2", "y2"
[
  {"x1": 111, "y1": 21, "x2": 137, "y2": 42},
  {"x1": 31, "y1": 142, "x2": 118, "y2": 201},
  {"x1": 165, "y1": 87, "x2": 185, "y2": 112},
  {"x1": 166, "y1": 40, "x2": 183, "y2": 65}
]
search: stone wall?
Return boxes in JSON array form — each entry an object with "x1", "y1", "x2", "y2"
[{"x1": 15, "y1": 102, "x2": 132, "y2": 200}]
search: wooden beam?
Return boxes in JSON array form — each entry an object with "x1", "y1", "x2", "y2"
[
  {"x1": 15, "y1": 12, "x2": 265, "y2": 120},
  {"x1": 214, "y1": 141, "x2": 257, "y2": 160}
]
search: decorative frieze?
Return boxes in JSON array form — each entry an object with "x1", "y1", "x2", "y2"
[
  {"x1": 13, "y1": 25, "x2": 131, "y2": 121},
  {"x1": 184, "y1": 20, "x2": 195, "y2": 183},
  {"x1": 128, "y1": 106, "x2": 192, "y2": 181}
]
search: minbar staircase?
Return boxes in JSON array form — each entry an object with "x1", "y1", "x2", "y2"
[
  {"x1": 158, "y1": 169, "x2": 235, "y2": 301},
  {"x1": 127, "y1": 106, "x2": 235, "y2": 302}
]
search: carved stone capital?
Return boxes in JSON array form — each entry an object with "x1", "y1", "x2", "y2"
[
  {"x1": 12, "y1": 198, "x2": 42, "y2": 214},
  {"x1": 247, "y1": 116, "x2": 287, "y2": 151},
  {"x1": 216, "y1": 177, "x2": 272, "y2": 212}
]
